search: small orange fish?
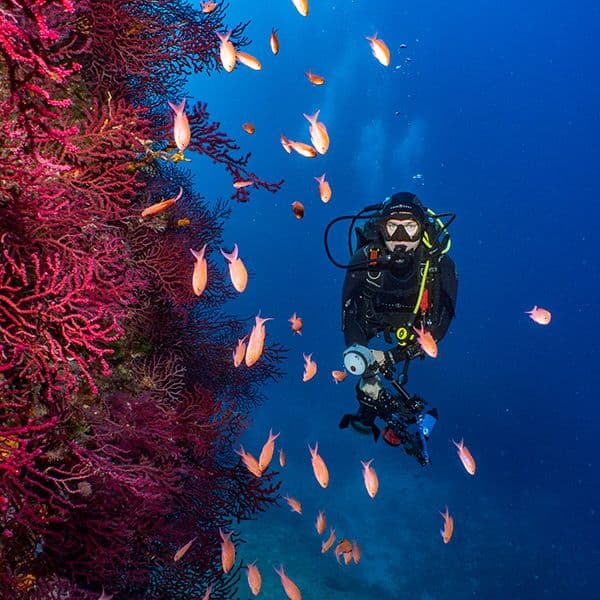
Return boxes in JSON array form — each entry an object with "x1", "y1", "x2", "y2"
[
  {"x1": 201, "y1": 1, "x2": 217, "y2": 13},
  {"x1": 141, "y1": 186, "x2": 183, "y2": 218},
  {"x1": 270, "y1": 28, "x2": 279, "y2": 54},
  {"x1": 232, "y1": 336, "x2": 247, "y2": 367},
  {"x1": 303, "y1": 109, "x2": 329, "y2": 155},
  {"x1": 174, "y1": 536, "x2": 197, "y2": 561},
  {"x1": 220, "y1": 243, "x2": 248, "y2": 292},
  {"x1": 526, "y1": 305, "x2": 551, "y2": 325},
  {"x1": 331, "y1": 370, "x2": 347, "y2": 383},
  {"x1": 361, "y1": 459, "x2": 379, "y2": 498},
  {"x1": 258, "y1": 429, "x2": 280, "y2": 472},
  {"x1": 245, "y1": 313, "x2": 273, "y2": 367},
  {"x1": 284, "y1": 494, "x2": 302, "y2": 514},
  {"x1": 334, "y1": 539, "x2": 353, "y2": 564},
  {"x1": 440, "y1": 506, "x2": 454, "y2": 544},
  {"x1": 308, "y1": 442, "x2": 329, "y2": 488},
  {"x1": 315, "y1": 173, "x2": 331, "y2": 202},
  {"x1": 233, "y1": 179, "x2": 254, "y2": 189},
  {"x1": 305, "y1": 69, "x2": 325, "y2": 85},
  {"x1": 167, "y1": 99, "x2": 191, "y2": 153},
  {"x1": 236, "y1": 50, "x2": 262, "y2": 70},
  {"x1": 291, "y1": 201, "x2": 304, "y2": 219},
  {"x1": 351, "y1": 540, "x2": 361, "y2": 564},
  {"x1": 279, "y1": 447, "x2": 286, "y2": 467},
  {"x1": 190, "y1": 244, "x2": 208, "y2": 296},
  {"x1": 413, "y1": 323, "x2": 438, "y2": 358},
  {"x1": 219, "y1": 528, "x2": 235, "y2": 574},
  {"x1": 280, "y1": 134, "x2": 317, "y2": 158},
  {"x1": 177, "y1": 218, "x2": 190, "y2": 227},
  {"x1": 366, "y1": 33, "x2": 390, "y2": 66},
  {"x1": 321, "y1": 527, "x2": 336, "y2": 553},
  {"x1": 315, "y1": 510, "x2": 326, "y2": 535},
  {"x1": 274, "y1": 564, "x2": 302, "y2": 600},
  {"x1": 288, "y1": 312, "x2": 303, "y2": 335},
  {"x1": 235, "y1": 445, "x2": 262, "y2": 477},
  {"x1": 453, "y1": 438, "x2": 476, "y2": 475},
  {"x1": 246, "y1": 561, "x2": 262, "y2": 596},
  {"x1": 290, "y1": 0, "x2": 308, "y2": 17},
  {"x1": 216, "y1": 31, "x2": 236, "y2": 72},
  {"x1": 302, "y1": 353, "x2": 317, "y2": 382},
  {"x1": 242, "y1": 122, "x2": 255, "y2": 134}
]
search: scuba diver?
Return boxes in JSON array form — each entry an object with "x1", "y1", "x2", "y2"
[{"x1": 324, "y1": 192, "x2": 458, "y2": 466}]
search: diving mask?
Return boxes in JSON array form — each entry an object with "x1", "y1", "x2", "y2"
[{"x1": 381, "y1": 215, "x2": 422, "y2": 243}]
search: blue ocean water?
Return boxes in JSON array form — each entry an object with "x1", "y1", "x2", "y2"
[{"x1": 191, "y1": 1, "x2": 600, "y2": 598}]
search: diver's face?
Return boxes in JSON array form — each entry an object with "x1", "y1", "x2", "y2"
[{"x1": 383, "y1": 217, "x2": 421, "y2": 253}]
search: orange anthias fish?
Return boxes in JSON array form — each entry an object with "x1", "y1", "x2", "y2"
[
  {"x1": 242, "y1": 122, "x2": 255, "y2": 134},
  {"x1": 305, "y1": 69, "x2": 325, "y2": 85},
  {"x1": 270, "y1": 28, "x2": 279, "y2": 54},
  {"x1": 232, "y1": 336, "x2": 247, "y2": 368},
  {"x1": 413, "y1": 323, "x2": 438, "y2": 358},
  {"x1": 331, "y1": 370, "x2": 347, "y2": 383},
  {"x1": 440, "y1": 506, "x2": 454, "y2": 544},
  {"x1": 235, "y1": 445, "x2": 262, "y2": 478},
  {"x1": 245, "y1": 313, "x2": 273, "y2": 367},
  {"x1": 219, "y1": 529, "x2": 235, "y2": 573},
  {"x1": 351, "y1": 540, "x2": 361, "y2": 564},
  {"x1": 526, "y1": 305, "x2": 551, "y2": 325},
  {"x1": 246, "y1": 561, "x2": 262, "y2": 596},
  {"x1": 315, "y1": 510, "x2": 326, "y2": 535},
  {"x1": 190, "y1": 244, "x2": 208, "y2": 296},
  {"x1": 280, "y1": 134, "x2": 318, "y2": 158},
  {"x1": 361, "y1": 459, "x2": 379, "y2": 498},
  {"x1": 236, "y1": 50, "x2": 262, "y2": 70},
  {"x1": 308, "y1": 442, "x2": 329, "y2": 488},
  {"x1": 302, "y1": 353, "x2": 317, "y2": 382},
  {"x1": 279, "y1": 447, "x2": 286, "y2": 467},
  {"x1": 258, "y1": 429, "x2": 280, "y2": 472},
  {"x1": 334, "y1": 539, "x2": 353, "y2": 564},
  {"x1": 303, "y1": 109, "x2": 329, "y2": 155},
  {"x1": 233, "y1": 179, "x2": 254, "y2": 189},
  {"x1": 288, "y1": 312, "x2": 303, "y2": 335},
  {"x1": 216, "y1": 30, "x2": 236, "y2": 72},
  {"x1": 220, "y1": 243, "x2": 248, "y2": 292},
  {"x1": 201, "y1": 1, "x2": 217, "y2": 13},
  {"x1": 284, "y1": 494, "x2": 302, "y2": 514},
  {"x1": 167, "y1": 99, "x2": 191, "y2": 153},
  {"x1": 174, "y1": 536, "x2": 197, "y2": 562},
  {"x1": 453, "y1": 438, "x2": 476, "y2": 475},
  {"x1": 366, "y1": 33, "x2": 390, "y2": 66},
  {"x1": 321, "y1": 527, "x2": 336, "y2": 553},
  {"x1": 274, "y1": 564, "x2": 302, "y2": 600},
  {"x1": 290, "y1": 0, "x2": 309, "y2": 17},
  {"x1": 141, "y1": 186, "x2": 183, "y2": 218},
  {"x1": 315, "y1": 173, "x2": 332, "y2": 202},
  {"x1": 291, "y1": 201, "x2": 304, "y2": 219}
]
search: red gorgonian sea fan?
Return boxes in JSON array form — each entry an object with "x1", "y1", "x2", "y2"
[{"x1": 0, "y1": 0, "x2": 285, "y2": 597}]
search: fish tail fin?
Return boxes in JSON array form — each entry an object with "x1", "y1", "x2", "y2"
[{"x1": 168, "y1": 99, "x2": 186, "y2": 115}]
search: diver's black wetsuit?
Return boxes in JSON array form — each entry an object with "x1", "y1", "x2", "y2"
[{"x1": 342, "y1": 241, "x2": 457, "y2": 354}]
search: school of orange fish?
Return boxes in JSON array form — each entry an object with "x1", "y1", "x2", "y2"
[{"x1": 141, "y1": 1, "x2": 553, "y2": 597}]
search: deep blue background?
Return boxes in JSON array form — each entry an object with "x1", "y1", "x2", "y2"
[{"x1": 189, "y1": 1, "x2": 600, "y2": 597}]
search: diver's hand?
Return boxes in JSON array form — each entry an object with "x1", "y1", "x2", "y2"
[
  {"x1": 371, "y1": 350, "x2": 387, "y2": 368},
  {"x1": 370, "y1": 349, "x2": 395, "y2": 378}
]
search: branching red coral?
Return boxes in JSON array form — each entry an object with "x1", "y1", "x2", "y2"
[{"x1": 0, "y1": 0, "x2": 285, "y2": 597}]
